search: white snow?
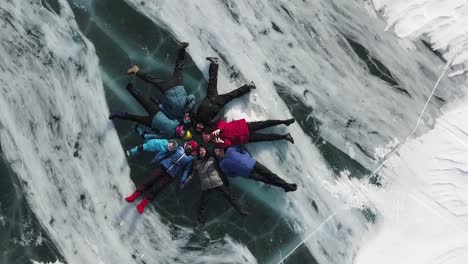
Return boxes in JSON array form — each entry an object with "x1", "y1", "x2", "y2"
[
  {"x1": 372, "y1": 0, "x2": 468, "y2": 75},
  {"x1": 353, "y1": 1, "x2": 468, "y2": 263},
  {"x1": 31, "y1": 261, "x2": 66, "y2": 264},
  {"x1": 356, "y1": 95, "x2": 468, "y2": 264}
]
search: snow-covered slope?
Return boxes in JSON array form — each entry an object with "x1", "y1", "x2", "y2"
[
  {"x1": 355, "y1": 1, "x2": 468, "y2": 263},
  {"x1": 372, "y1": 0, "x2": 468, "y2": 75},
  {"x1": 356, "y1": 96, "x2": 468, "y2": 264}
]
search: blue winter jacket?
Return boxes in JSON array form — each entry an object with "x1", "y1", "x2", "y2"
[
  {"x1": 218, "y1": 146, "x2": 256, "y2": 178},
  {"x1": 151, "y1": 112, "x2": 180, "y2": 138},
  {"x1": 156, "y1": 146, "x2": 194, "y2": 184},
  {"x1": 161, "y1": 85, "x2": 196, "y2": 120},
  {"x1": 128, "y1": 138, "x2": 169, "y2": 157}
]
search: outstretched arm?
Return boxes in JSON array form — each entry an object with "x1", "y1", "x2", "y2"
[{"x1": 179, "y1": 158, "x2": 194, "y2": 190}]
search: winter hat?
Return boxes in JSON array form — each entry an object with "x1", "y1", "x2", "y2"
[
  {"x1": 186, "y1": 94, "x2": 196, "y2": 110},
  {"x1": 186, "y1": 140, "x2": 198, "y2": 155},
  {"x1": 167, "y1": 139, "x2": 178, "y2": 151},
  {"x1": 184, "y1": 130, "x2": 193, "y2": 140},
  {"x1": 175, "y1": 125, "x2": 184, "y2": 138}
]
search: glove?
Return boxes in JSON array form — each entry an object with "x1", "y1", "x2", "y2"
[
  {"x1": 212, "y1": 129, "x2": 221, "y2": 136},
  {"x1": 126, "y1": 150, "x2": 131, "y2": 157},
  {"x1": 214, "y1": 137, "x2": 224, "y2": 144}
]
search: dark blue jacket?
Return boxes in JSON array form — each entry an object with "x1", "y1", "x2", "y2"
[
  {"x1": 218, "y1": 146, "x2": 256, "y2": 178},
  {"x1": 156, "y1": 146, "x2": 194, "y2": 184}
]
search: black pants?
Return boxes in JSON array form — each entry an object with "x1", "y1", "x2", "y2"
[
  {"x1": 247, "y1": 120, "x2": 288, "y2": 142},
  {"x1": 136, "y1": 168, "x2": 174, "y2": 200},
  {"x1": 117, "y1": 84, "x2": 160, "y2": 128},
  {"x1": 196, "y1": 63, "x2": 251, "y2": 124},
  {"x1": 136, "y1": 46, "x2": 186, "y2": 93},
  {"x1": 197, "y1": 185, "x2": 244, "y2": 225},
  {"x1": 249, "y1": 162, "x2": 290, "y2": 190}
]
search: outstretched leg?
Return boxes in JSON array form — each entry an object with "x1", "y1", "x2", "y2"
[
  {"x1": 206, "y1": 59, "x2": 219, "y2": 98},
  {"x1": 170, "y1": 43, "x2": 188, "y2": 88},
  {"x1": 247, "y1": 119, "x2": 295, "y2": 132},
  {"x1": 125, "y1": 83, "x2": 158, "y2": 116},
  {"x1": 248, "y1": 132, "x2": 294, "y2": 144},
  {"x1": 215, "y1": 185, "x2": 249, "y2": 215},
  {"x1": 212, "y1": 83, "x2": 253, "y2": 108},
  {"x1": 249, "y1": 162, "x2": 297, "y2": 192},
  {"x1": 144, "y1": 169, "x2": 174, "y2": 200},
  {"x1": 109, "y1": 112, "x2": 153, "y2": 128},
  {"x1": 196, "y1": 190, "x2": 210, "y2": 228}
]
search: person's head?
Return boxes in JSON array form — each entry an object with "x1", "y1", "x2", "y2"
[
  {"x1": 167, "y1": 140, "x2": 178, "y2": 151},
  {"x1": 176, "y1": 126, "x2": 193, "y2": 140},
  {"x1": 213, "y1": 147, "x2": 225, "y2": 158},
  {"x1": 184, "y1": 140, "x2": 198, "y2": 155},
  {"x1": 198, "y1": 145, "x2": 208, "y2": 158},
  {"x1": 183, "y1": 113, "x2": 192, "y2": 126},
  {"x1": 202, "y1": 132, "x2": 213, "y2": 143},
  {"x1": 186, "y1": 94, "x2": 196, "y2": 110},
  {"x1": 195, "y1": 122, "x2": 205, "y2": 132},
  {"x1": 176, "y1": 125, "x2": 185, "y2": 138}
]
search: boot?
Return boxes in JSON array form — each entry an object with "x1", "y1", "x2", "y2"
[
  {"x1": 109, "y1": 112, "x2": 127, "y2": 120},
  {"x1": 206, "y1": 57, "x2": 218, "y2": 64},
  {"x1": 124, "y1": 191, "x2": 141, "y2": 203},
  {"x1": 248, "y1": 81, "x2": 256, "y2": 90},
  {"x1": 180, "y1": 42, "x2": 189, "y2": 48},
  {"x1": 284, "y1": 183, "x2": 298, "y2": 192},
  {"x1": 136, "y1": 197, "x2": 151, "y2": 214},
  {"x1": 284, "y1": 118, "x2": 295, "y2": 126},
  {"x1": 284, "y1": 133, "x2": 294, "y2": 144},
  {"x1": 127, "y1": 65, "x2": 139, "y2": 75}
]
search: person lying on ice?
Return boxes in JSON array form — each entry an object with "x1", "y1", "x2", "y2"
[
  {"x1": 108, "y1": 83, "x2": 193, "y2": 140},
  {"x1": 124, "y1": 130, "x2": 178, "y2": 159},
  {"x1": 127, "y1": 42, "x2": 196, "y2": 120},
  {"x1": 214, "y1": 146, "x2": 297, "y2": 192},
  {"x1": 191, "y1": 57, "x2": 255, "y2": 133},
  {"x1": 124, "y1": 140, "x2": 198, "y2": 214},
  {"x1": 202, "y1": 118, "x2": 295, "y2": 149},
  {"x1": 132, "y1": 123, "x2": 193, "y2": 143},
  {"x1": 185, "y1": 145, "x2": 249, "y2": 229}
]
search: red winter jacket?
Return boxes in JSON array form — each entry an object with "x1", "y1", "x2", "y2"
[{"x1": 214, "y1": 119, "x2": 250, "y2": 148}]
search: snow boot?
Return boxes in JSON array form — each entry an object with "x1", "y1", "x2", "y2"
[
  {"x1": 206, "y1": 57, "x2": 218, "y2": 64},
  {"x1": 124, "y1": 191, "x2": 141, "y2": 203},
  {"x1": 284, "y1": 183, "x2": 298, "y2": 192},
  {"x1": 248, "y1": 81, "x2": 256, "y2": 90},
  {"x1": 284, "y1": 118, "x2": 295, "y2": 126},
  {"x1": 127, "y1": 65, "x2": 139, "y2": 75},
  {"x1": 137, "y1": 197, "x2": 151, "y2": 214},
  {"x1": 284, "y1": 133, "x2": 294, "y2": 144}
]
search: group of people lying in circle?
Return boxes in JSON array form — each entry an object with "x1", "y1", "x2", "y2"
[{"x1": 109, "y1": 42, "x2": 297, "y2": 228}]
